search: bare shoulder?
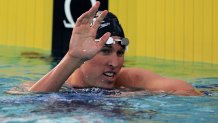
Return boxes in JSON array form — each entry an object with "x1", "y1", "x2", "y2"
[
  {"x1": 117, "y1": 67, "x2": 163, "y2": 82},
  {"x1": 115, "y1": 67, "x2": 163, "y2": 88}
]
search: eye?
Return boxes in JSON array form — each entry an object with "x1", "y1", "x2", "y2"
[
  {"x1": 101, "y1": 48, "x2": 112, "y2": 55},
  {"x1": 117, "y1": 50, "x2": 125, "y2": 57}
]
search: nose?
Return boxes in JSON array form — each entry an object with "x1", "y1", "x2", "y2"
[{"x1": 108, "y1": 53, "x2": 119, "y2": 68}]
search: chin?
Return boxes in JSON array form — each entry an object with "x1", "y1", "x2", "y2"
[
  {"x1": 99, "y1": 85, "x2": 114, "y2": 89},
  {"x1": 96, "y1": 81, "x2": 115, "y2": 89}
]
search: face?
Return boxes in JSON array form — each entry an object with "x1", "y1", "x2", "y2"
[{"x1": 80, "y1": 36, "x2": 125, "y2": 88}]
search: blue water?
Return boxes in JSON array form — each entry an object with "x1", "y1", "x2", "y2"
[{"x1": 0, "y1": 46, "x2": 218, "y2": 123}]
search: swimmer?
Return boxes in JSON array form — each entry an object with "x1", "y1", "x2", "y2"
[{"x1": 29, "y1": 2, "x2": 202, "y2": 96}]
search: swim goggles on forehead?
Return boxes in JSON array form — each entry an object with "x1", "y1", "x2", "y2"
[{"x1": 95, "y1": 37, "x2": 129, "y2": 46}]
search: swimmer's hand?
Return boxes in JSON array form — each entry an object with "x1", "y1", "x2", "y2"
[{"x1": 68, "y1": 2, "x2": 110, "y2": 60}]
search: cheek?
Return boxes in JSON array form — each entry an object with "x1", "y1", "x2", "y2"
[
  {"x1": 81, "y1": 58, "x2": 105, "y2": 75},
  {"x1": 90, "y1": 55, "x2": 108, "y2": 66},
  {"x1": 118, "y1": 58, "x2": 124, "y2": 67}
]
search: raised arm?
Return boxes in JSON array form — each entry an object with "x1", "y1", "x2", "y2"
[
  {"x1": 116, "y1": 68, "x2": 203, "y2": 96},
  {"x1": 29, "y1": 2, "x2": 110, "y2": 92}
]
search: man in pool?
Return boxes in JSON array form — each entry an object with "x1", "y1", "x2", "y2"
[{"x1": 29, "y1": 2, "x2": 202, "y2": 96}]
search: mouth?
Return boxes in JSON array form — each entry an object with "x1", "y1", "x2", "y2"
[{"x1": 103, "y1": 72, "x2": 116, "y2": 78}]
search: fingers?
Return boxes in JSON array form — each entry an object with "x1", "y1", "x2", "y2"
[
  {"x1": 97, "y1": 32, "x2": 111, "y2": 48},
  {"x1": 92, "y1": 10, "x2": 108, "y2": 30},
  {"x1": 76, "y1": 1, "x2": 100, "y2": 26}
]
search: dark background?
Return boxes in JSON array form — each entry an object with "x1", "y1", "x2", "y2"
[{"x1": 52, "y1": 0, "x2": 108, "y2": 58}]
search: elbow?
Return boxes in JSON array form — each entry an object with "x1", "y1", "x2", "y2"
[
  {"x1": 28, "y1": 85, "x2": 59, "y2": 93},
  {"x1": 169, "y1": 80, "x2": 203, "y2": 96},
  {"x1": 159, "y1": 78, "x2": 204, "y2": 96}
]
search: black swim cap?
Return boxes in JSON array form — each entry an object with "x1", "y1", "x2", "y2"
[{"x1": 95, "y1": 12, "x2": 125, "y2": 39}]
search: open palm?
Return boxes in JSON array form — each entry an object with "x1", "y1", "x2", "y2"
[{"x1": 68, "y1": 2, "x2": 110, "y2": 60}]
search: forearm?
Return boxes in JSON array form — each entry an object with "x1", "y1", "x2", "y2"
[{"x1": 29, "y1": 53, "x2": 85, "y2": 92}]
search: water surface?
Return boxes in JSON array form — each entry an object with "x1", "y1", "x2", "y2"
[{"x1": 0, "y1": 46, "x2": 218, "y2": 123}]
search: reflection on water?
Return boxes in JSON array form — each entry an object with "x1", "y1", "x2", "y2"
[{"x1": 0, "y1": 46, "x2": 218, "y2": 123}]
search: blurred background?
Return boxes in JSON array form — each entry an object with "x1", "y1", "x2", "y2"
[{"x1": 0, "y1": 0, "x2": 217, "y2": 64}]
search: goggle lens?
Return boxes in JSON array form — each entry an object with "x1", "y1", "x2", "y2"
[{"x1": 95, "y1": 37, "x2": 129, "y2": 46}]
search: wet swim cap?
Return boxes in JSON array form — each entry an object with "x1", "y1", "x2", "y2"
[{"x1": 94, "y1": 12, "x2": 125, "y2": 39}]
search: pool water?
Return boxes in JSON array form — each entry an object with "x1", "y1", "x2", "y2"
[{"x1": 0, "y1": 46, "x2": 218, "y2": 123}]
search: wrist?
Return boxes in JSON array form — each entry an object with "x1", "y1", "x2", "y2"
[{"x1": 66, "y1": 52, "x2": 87, "y2": 64}]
